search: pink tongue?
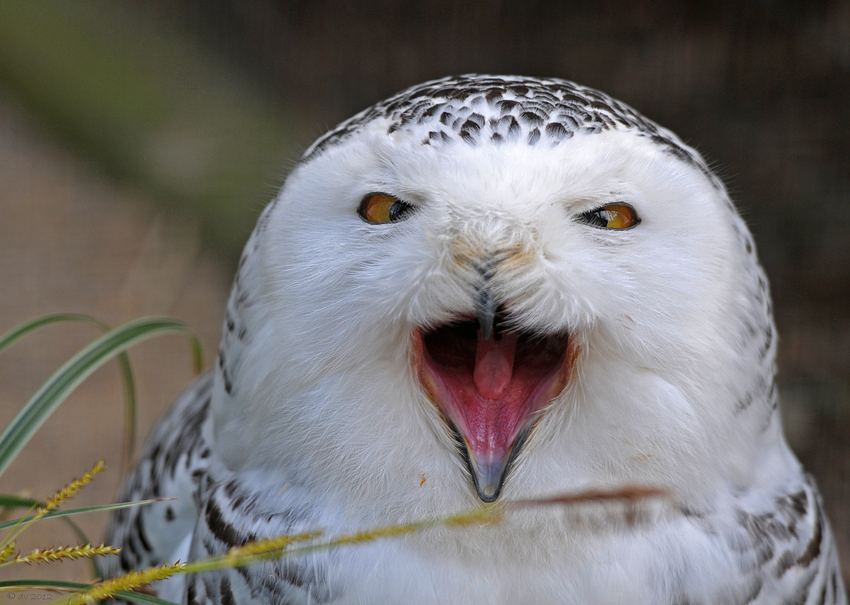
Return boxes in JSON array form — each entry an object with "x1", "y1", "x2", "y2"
[{"x1": 473, "y1": 332, "x2": 517, "y2": 399}]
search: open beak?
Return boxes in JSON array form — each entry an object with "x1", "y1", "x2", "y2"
[{"x1": 414, "y1": 293, "x2": 574, "y2": 502}]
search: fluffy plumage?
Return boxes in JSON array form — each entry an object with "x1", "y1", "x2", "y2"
[{"x1": 106, "y1": 75, "x2": 847, "y2": 604}]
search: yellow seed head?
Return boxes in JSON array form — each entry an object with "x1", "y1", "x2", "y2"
[
  {"x1": 38, "y1": 460, "x2": 105, "y2": 516},
  {"x1": 0, "y1": 541, "x2": 15, "y2": 562},
  {"x1": 13, "y1": 543, "x2": 119, "y2": 565}
]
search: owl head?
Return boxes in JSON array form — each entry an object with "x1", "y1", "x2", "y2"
[{"x1": 211, "y1": 76, "x2": 782, "y2": 515}]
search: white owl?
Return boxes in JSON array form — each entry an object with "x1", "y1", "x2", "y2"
[{"x1": 106, "y1": 75, "x2": 847, "y2": 604}]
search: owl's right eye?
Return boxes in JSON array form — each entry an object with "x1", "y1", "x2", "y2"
[
  {"x1": 577, "y1": 203, "x2": 640, "y2": 230},
  {"x1": 358, "y1": 194, "x2": 415, "y2": 224}
]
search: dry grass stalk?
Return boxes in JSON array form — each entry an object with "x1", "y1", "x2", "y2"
[
  {"x1": 56, "y1": 485, "x2": 667, "y2": 604},
  {"x1": 0, "y1": 460, "x2": 106, "y2": 553},
  {"x1": 55, "y1": 561, "x2": 187, "y2": 605},
  {"x1": 507, "y1": 486, "x2": 669, "y2": 509},
  {"x1": 225, "y1": 530, "x2": 323, "y2": 559}
]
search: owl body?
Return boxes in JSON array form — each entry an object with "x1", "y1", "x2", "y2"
[{"x1": 107, "y1": 75, "x2": 846, "y2": 604}]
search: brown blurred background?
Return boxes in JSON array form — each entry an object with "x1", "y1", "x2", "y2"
[{"x1": 0, "y1": 0, "x2": 847, "y2": 589}]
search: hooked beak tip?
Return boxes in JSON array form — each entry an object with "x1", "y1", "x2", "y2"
[{"x1": 469, "y1": 456, "x2": 509, "y2": 502}]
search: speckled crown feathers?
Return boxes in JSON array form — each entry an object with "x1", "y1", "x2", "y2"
[{"x1": 302, "y1": 74, "x2": 715, "y2": 185}]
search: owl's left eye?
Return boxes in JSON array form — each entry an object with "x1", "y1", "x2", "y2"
[
  {"x1": 358, "y1": 194, "x2": 415, "y2": 224},
  {"x1": 577, "y1": 203, "x2": 640, "y2": 230}
]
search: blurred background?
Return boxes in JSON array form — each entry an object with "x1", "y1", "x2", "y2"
[{"x1": 0, "y1": 0, "x2": 847, "y2": 588}]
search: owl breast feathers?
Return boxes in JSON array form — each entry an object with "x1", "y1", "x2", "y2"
[{"x1": 106, "y1": 75, "x2": 847, "y2": 604}]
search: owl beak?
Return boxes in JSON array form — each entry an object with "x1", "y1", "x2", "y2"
[
  {"x1": 414, "y1": 312, "x2": 574, "y2": 502},
  {"x1": 458, "y1": 424, "x2": 531, "y2": 502},
  {"x1": 476, "y1": 287, "x2": 498, "y2": 340}
]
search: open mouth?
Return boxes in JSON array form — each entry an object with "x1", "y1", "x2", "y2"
[{"x1": 413, "y1": 314, "x2": 573, "y2": 502}]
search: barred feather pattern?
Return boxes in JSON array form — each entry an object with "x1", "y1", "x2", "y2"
[
  {"x1": 682, "y1": 475, "x2": 846, "y2": 604},
  {"x1": 184, "y1": 473, "x2": 337, "y2": 605},
  {"x1": 103, "y1": 373, "x2": 216, "y2": 601}
]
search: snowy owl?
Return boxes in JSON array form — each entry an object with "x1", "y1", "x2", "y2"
[{"x1": 106, "y1": 75, "x2": 847, "y2": 604}]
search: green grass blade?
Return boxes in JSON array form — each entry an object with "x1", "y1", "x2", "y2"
[
  {"x1": 0, "y1": 494, "x2": 40, "y2": 508},
  {"x1": 0, "y1": 494, "x2": 90, "y2": 539},
  {"x1": 0, "y1": 580, "x2": 180, "y2": 605},
  {"x1": 117, "y1": 348, "x2": 137, "y2": 473},
  {"x1": 0, "y1": 313, "x2": 93, "y2": 355},
  {"x1": 0, "y1": 498, "x2": 171, "y2": 532},
  {"x1": 187, "y1": 331, "x2": 204, "y2": 375},
  {"x1": 0, "y1": 316, "x2": 201, "y2": 478},
  {"x1": 0, "y1": 579, "x2": 90, "y2": 591},
  {"x1": 0, "y1": 313, "x2": 139, "y2": 472},
  {"x1": 111, "y1": 591, "x2": 182, "y2": 605}
]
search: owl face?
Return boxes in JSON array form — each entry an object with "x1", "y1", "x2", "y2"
[{"x1": 240, "y1": 77, "x2": 773, "y2": 507}]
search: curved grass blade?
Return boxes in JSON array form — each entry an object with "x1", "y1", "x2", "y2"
[
  {"x1": 0, "y1": 313, "x2": 138, "y2": 472},
  {"x1": 0, "y1": 317, "x2": 202, "y2": 478},
  {"x1": 0, "y1": 580, "x2": 179, "y2": 605},
  {"x1": 0, "y1": 314, "x2": 95, "y2": 355}
]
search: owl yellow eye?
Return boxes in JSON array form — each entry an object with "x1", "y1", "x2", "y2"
[
  {"x1": 358, "y1": 194, "x2": 415, "y2": 224},
  {"x1": 578, "y1": 203, "x2": 640, "y2": 230}
]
